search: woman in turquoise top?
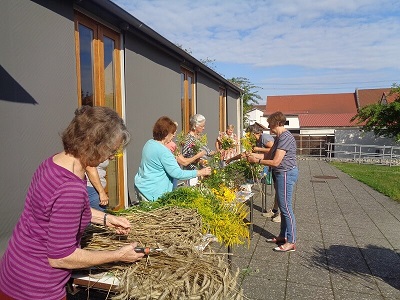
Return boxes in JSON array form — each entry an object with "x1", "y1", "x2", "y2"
[{"x1": 135, "y1": 116, "x2": 211, "y2": 201}]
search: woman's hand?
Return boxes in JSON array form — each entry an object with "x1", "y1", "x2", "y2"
[
  {"x1": 99, "y1": 191, "x2": 109, "y2": 206},
  {"x1": 198, "y1": 167, "x2": 212, "y2": 177},
  {"x1": 117, "y1": 242, "x2": 145, "y2": 263},
  {"x1": 245, "y1": 152, "x2": 262, "y2": 163},
  {"x1": 106, "y1": 214, "x2": 131, "y2": 235}
]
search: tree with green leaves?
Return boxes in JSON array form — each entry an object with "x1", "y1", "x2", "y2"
[
  {"x1": 351, "y1": 84, "x2": 400, "y2": 142},
  {"x1": 228, "y1": 77, "x2": 263, "y2": 124}
]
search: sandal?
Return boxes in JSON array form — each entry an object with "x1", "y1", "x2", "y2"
[
  {"x1": 273, "y1": 243, "x2": 296, "y2": 252},
  {"x1": 266, "y1": 237, "x2": 287, "y2": 244}
]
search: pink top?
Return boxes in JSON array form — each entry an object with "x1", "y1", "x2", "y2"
[
  {"x1": 165, "y1": 140, "x2": 177, "y2": 153},
  {"x1": 217, "y1": 131, "x2": 239, "y2": 161},
  {"x1": 0, "y1": 156, "x2": 92, "y2": 300}
]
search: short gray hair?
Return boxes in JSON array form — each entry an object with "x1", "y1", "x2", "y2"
[{"x1": 190, "y1": 114, "x2": 206, "y2": 130}]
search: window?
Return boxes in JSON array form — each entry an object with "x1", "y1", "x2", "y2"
[
  {"x1": 181, "y1": 68, "x2": 195, "y2": 132},
  {"x1": 75, "y1": 13, "x2": 125, "y2": 210},
  {"x1": 218, "y1": 88, "x2": 226, "y2": 131}
]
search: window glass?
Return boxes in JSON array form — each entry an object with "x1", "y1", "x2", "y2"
[
  {"x1": 78, "y1": 24, "x2": 94, "y2": 106},
  {"x1": 103, "y1": 36, "x2": 115, "y2": 109}
]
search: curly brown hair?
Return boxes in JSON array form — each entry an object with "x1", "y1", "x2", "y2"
[
  {"x1": 62, "y1": 106, "x2": 130, "y2": 167},
  {"x1": 153, "y1": 116, "x2": 177, "y2": 141},
  {"x1": 267, "y1": 111, "x2": 286, "y2": 127}
]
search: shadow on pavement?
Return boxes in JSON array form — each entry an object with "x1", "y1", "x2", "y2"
[{"x1": 309, "y1": 244, "x2": 400, "y2": 291}]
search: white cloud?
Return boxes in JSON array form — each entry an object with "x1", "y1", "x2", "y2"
[{"x1": 112, "y1": 0, "x2": 400, "y2": 96}]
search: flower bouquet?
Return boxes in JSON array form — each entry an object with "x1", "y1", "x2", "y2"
[
  {"x1": 240, "y1": 132, "x2": 257, "y2": 152},
  {"x1": 189, "y1": 134, "x2": 208, "y2": 154},
  {"x1": 219, "y1": 135, "x2": 236, "y2": 150}
]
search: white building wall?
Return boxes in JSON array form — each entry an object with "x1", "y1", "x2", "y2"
[
  {"x1": 335, "y1": 129, "x2": 398, "y2": 146},
  {"x1": 286, "y1": 116, "x2": 299, "y2": 129},
  {"x1": 247, "y1": 109, "x2": 264, "y2": 125},
  {"x1": 301, "y1": 129, "x2": 335, "y2": 135},
  {"x1": 333, "y1": 129, "x2": 399, "y2": 158}
]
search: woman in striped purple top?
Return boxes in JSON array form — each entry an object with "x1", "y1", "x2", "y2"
[
  {"x1": 0, "y1": 106, "x2": 144, "y2": 300},
  {"x1": 246, "y1": 111, "x2": 299, "y2": 253}
]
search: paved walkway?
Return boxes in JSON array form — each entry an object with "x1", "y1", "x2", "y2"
[{"x1": 230, "y1": 159, "x2": 400, "y2": 300}]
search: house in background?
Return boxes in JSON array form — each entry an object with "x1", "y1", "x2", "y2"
[
  {"x1": 246, "y1": 105, "x2": 267, "y2": 127},
  {"x1": 0, "y1": 0, "x2": 242, "y2": 254},
  {"x1": 335, "y1": 88, "x2": 399, "y2": 146},
  {"x1": 263, "y1": 88, "x2": 398, "y2": 156}
]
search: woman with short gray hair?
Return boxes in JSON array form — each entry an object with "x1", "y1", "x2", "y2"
[
  {"x1": 189, "y1": 114, "x2": 206, "y2": 130},
  {"x1": 182, "y1": 114, "x2": 215, "y2": 171}
]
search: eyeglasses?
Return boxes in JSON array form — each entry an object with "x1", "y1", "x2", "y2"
[{"x1": 109, "y1": 146, "x2": 123, "y2": 158}]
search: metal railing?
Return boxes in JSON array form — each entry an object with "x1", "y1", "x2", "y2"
[
  {"x1": 326, "y1": 143, "x2": 400, "y2": 166},
  {"x1": 294, "y1": 135, "x2": 334, "y2": 158}
]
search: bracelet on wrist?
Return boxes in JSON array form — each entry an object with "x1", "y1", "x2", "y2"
[
  {"x1": 258, "y1": 158, "x2": 262, "y2": 164},
  {"x1": 103, "y1": 213, "x2": 108, "y2": 226}
]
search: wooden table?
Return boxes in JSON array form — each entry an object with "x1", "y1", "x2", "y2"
[{"x1": 71, "y1": 272, "x2": 119, "y2": 293}]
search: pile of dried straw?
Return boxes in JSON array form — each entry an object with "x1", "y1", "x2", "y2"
[{"x1": 82, "y1": 207, "x2": 243, "y2": 300}]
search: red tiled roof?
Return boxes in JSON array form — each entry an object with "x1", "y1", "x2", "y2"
[
  {"x1": 251, "y1": 105, "x2": 265, "y2": 112},
  {"x1": 266, "y1": 93, "x2": 357, "y2": 115},
  {"x1": 298, "y1": 113, "x2": 358, "y2": 127},
  {"x1": 356, "y1": 88, "x2": 397, "y2": 108}
]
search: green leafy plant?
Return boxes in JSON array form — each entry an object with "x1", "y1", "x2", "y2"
[
  {"x1": 220, "y1": 135, "x2": 235, "y2": 150},
  {"x1": 130, "y1": 186, "x2": 250, "y2": 247},
  {"x1": 225, "y1": 159, "x2": 262, "y2": 183},
  {"x1": 240, "y1": 132, "x2": 257, "y2": 152}
]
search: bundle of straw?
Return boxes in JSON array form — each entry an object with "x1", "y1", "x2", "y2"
[{"x1": 81, "y1": 207, "x2": 243, "y2": 300}]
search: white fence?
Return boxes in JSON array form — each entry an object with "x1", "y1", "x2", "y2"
[{"x1": 326, "y1": 143, "x2": 400, "y2": 166}]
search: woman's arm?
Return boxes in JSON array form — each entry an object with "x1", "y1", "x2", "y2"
[
  {"x1": 91, "y1": 208, "x2": 131, "y2": 234},
  {"x1": 215, "y1": 138, "x2": 221, "y2": 152},
  {"x1": 253, "y1": 140, "x2": 274, "y2": 153},
  {"x1": 247, "y1": 149, "x2": 285, "y2": 167},
  {"x1": 48, "y1": 206, "x2": 143, "y2": 269},
  {"x1": 86, "y1": 166, "x2": 109, "y2": 206},
  {"x1": 176, "y1": 150, "x2": 206, "y2": 166},
  {"x1": 48, "y1": 242, "x2": 144, "y2": 269}
]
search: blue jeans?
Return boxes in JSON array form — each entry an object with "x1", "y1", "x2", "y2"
[
  {"x1": 273, "y1": 167, "x2": 299, "y2": 243},
  {"x1": 87, "y1": 186, "x2": 107, "y2": 212}
]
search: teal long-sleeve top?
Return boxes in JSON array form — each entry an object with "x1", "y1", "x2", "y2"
[{"x1": 134, "y1": 139, "x2": 198, "y2": 201}]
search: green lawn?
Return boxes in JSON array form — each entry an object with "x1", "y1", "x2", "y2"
[{"x1": 330, "y1": 162, "x2": 400, "y2": 202}]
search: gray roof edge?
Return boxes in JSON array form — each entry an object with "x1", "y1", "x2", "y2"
[{"x1": 90, "y1": 0, "x2": 242, "y2": 94}]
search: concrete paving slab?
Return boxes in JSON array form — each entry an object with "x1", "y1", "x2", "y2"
[
  {"x1": 287, "y1": 263, "x2": 331, "y2": 287},
  {"x1": 374, "y1": 277, "x2": 400, "y2": 298},
  {"x1": 236, "y1": 159, "x2": 400, "y2": 300},
  {"x1": 286, "y1": 282, "x2": 335, "y2": 300},
  {"x1": 333, "y1": 289, "x2": 384, "y2": 300},
  {"x1": 240, "y1": 278, "x2": 286, "y2": 300},
  {"x1": 329, "y1": 272, "x2": 380, "y2": 295}
]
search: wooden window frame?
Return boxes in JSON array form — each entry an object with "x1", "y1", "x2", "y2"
[
  {"x1": 74, "y1": 12, "x2": 125, "y2": 210},
  {"x1": 181, "y1": 68, "x2": 195, "y2": 133},
  {"x1": 219, "y1": 88, "x2": 226, "y2": 131}
]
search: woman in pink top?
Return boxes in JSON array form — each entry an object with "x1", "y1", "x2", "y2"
[
  {"x1": 0, "y1": 106, "x2": 144, "y2": 300},
  {"x1": 215, "y1": 124, "x2": 239, "y2": 166}
]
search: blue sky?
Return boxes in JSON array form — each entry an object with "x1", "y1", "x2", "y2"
[{"x1": 112, "y1": 0, "x2": 400, "y2": 103}]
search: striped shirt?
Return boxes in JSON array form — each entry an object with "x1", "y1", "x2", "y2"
[
  {"x1": 182, "y1": 134, "x2": 212, "y2": 170},
  {"x1": 269, "y1": 130, "x2": 297, "y2": 172},
  {"x1": 0, "y1": 156, "x2": 91, "y2": 300}
]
